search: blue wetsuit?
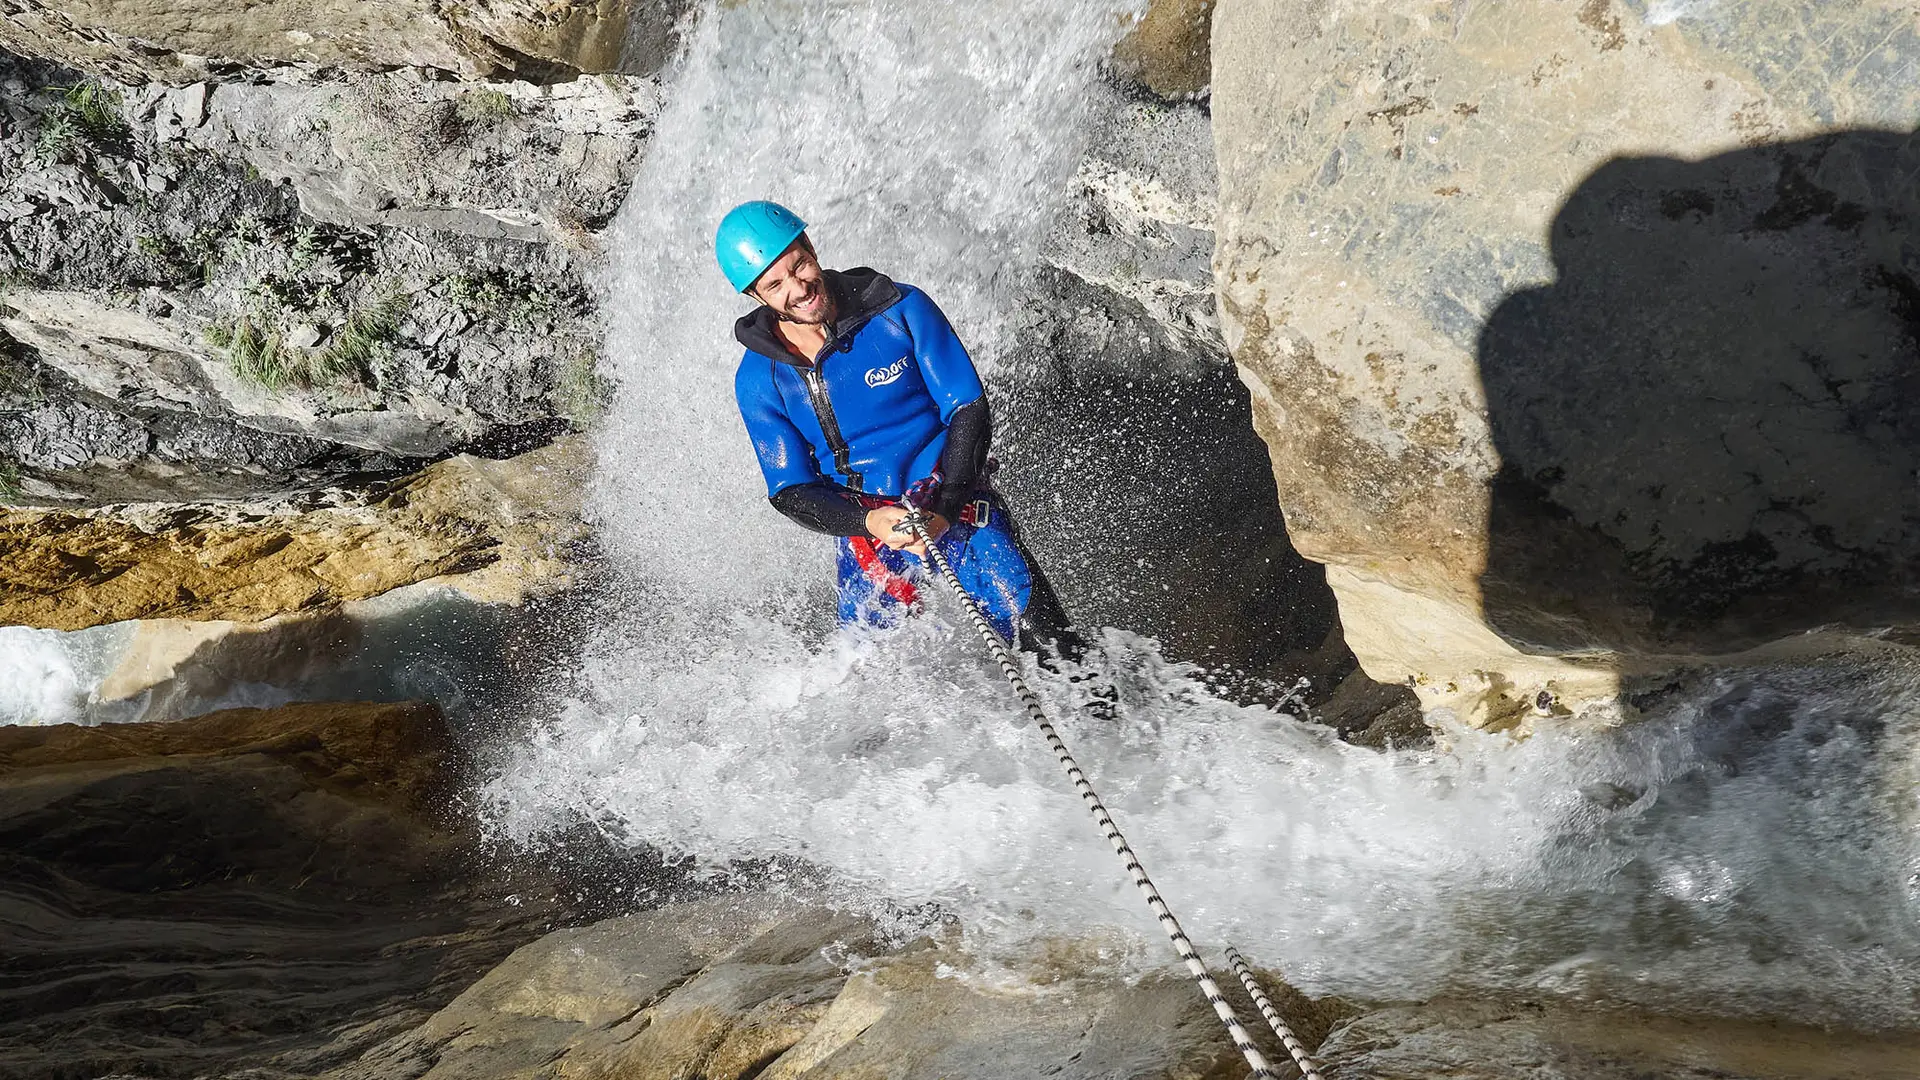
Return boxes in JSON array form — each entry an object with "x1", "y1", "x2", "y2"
[{"x1": 733, "y1": 268, "x2": 1035, "y2": 639}]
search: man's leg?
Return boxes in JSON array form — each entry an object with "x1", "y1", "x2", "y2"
[
  {"x1": 837, "y1": 536, "x2": 920, "y2": 628},
  {"x1": 977, "y1": 495, "x2": 1090, "y2": 661},
  {"x1": 942, "y1": 493, "x2": 1118, "y2": 720}
]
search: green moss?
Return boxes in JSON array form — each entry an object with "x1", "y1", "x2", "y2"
[
  {"x1": 444, "y1": 269, "x2": 573, "y2": 330},
  {"x1": 553, "y1": 347, "x2": 610, "y2": 428},
  {"x1": 456, "y1": 88, "x2": 515, "y2": 123}
]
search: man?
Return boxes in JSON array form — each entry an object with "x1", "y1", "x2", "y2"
[{"x1": 719, "y1": 199, "x2": 1075, "y2": 649}]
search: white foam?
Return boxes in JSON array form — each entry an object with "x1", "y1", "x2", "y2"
[{"x1": 0, "y1": 622, "x2": 136, "y2": 726}]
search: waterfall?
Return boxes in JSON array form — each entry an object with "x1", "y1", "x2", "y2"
[{"x1": 479, "y1": 0, "x2": 1920, "y2": 1034}]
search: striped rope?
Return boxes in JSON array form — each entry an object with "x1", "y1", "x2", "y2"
[
  {"x1": 1225, "y1": 945, "x2": 1325, "y2": 1080},
  {"x1": 902, "y1": 513, "x2": 1278, "y2": 1079}
]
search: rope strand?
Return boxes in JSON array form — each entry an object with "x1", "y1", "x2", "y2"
[
  {"x1": 902, "y1": 513, "x2": 1278, "y2": 1079},
  {"x1": 1225, "y1": 945, "x2": 1326, "y2": 1080}
]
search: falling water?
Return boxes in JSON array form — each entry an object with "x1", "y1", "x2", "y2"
[{"x1": 479, "y1": 0, "x2": 1920, "y2": 1034}]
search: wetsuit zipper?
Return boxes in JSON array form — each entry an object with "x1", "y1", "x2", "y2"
[{"x1": 802, "y1": 358, "x2": 864, "y2": 492}]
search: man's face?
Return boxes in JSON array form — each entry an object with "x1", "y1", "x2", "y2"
[{"x1": 750, "y1": 239, "x2": 831, "y2": 325}]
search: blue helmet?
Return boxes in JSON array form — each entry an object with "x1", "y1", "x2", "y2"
[{"x1": 715, "y1": 200, "x2": 808, "y2": 293}]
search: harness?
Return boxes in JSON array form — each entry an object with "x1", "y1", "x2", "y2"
[{"x1": 846, "y1": 497, "x2": 995, "y2": 605}]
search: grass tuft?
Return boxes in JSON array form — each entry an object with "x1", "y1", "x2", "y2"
[
  {"x1": 209, "y1": 286, "x2": 411, "y2": 390},
  {"x1": 225, "y1": 314, "x2": 291, "y2": 389},
  {"x1": 35, "y1": 80, "x2": 129, "y2": 161},
  {"x1": 312, "y1": 290, "x2": 410, "y2": 381}
]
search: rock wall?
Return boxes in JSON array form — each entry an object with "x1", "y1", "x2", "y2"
[
  {"x1": 0, "y1": 0, "x2": 692, "y2": 83},
  {"x1": 0, "y1": 1, "x2": 1423, "y2": 734},
  {"x1": 1002, "y1": 74, "x2": 1421, "y2": 732},
  {"x1": 0, "y1": 49, "x2": 646, "y2": 504},
  {"x1": 1213, "y1": 0, "x2": 1920, "y2": 727},
  {"x1": 0, "y1": 438, "x2": 592, "y2": 725}
]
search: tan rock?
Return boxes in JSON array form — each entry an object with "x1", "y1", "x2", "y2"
[
  {"x1": 1113, "y1": 0, "x2": 1215, "y2": 99},
  {"x1": 331, "y1": 896, "x2": 1297, "y2": 1080},
  {"x1": 1213, "y1": 0, "x2": 1920, "y2": 726},
  {"x1": 0, "y1": 436, "x2": 590, "y2": 631},
  {"x1": 91, "y1": 610, "x2": 359, "y2": 711},
  {"x1": 332, "y1": 897, "x2": 874, "y2": 1080}
]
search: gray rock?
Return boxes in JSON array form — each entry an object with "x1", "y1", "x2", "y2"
[
  {"x1": 178, "y1": 72, "x2": 656, "y2": 244},
  {"x1": 0, "y1": 51, "x2": 619, "y2": 503},
  {"x1": 0, "y1": 1, "x2": 695, "y2": 82},
  {"x1": 284, "y1": 322, "x2": 325, "y2": 349}
]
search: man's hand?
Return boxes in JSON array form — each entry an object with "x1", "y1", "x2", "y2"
[{"x1": 866, "y1": 504, "x2": 948, "y2": 558}]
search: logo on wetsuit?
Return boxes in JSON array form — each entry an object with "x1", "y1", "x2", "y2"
[{"x1": 864, "y1": 356, "x2": 912, "y2": 387}]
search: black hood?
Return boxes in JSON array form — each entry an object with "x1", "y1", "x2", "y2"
[{"x1": 734, "y1": 267, "x2": 901, "y2": 365}]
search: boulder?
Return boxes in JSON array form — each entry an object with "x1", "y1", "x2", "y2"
[
  {"x1": 330, "y1": 896, "x2": 1276, "y2": 1080},
  {"x1": 1213, "y1": 0, "x2": 1920, "y2": 727},
  {"x1": 1113, "y1": 0, "x2": 1215, "y2": 100},
  {"x1": 1009, "y1": 76, "x2": 1408, "y2": 719},
  {"x1": 0, "y1": 436, "x2": 591, "y2": 630},
  {"x1": 0, "y1": 0, "x2": 692, "y2": 83}
]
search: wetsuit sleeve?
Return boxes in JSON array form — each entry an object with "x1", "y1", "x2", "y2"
[
  {"x1": 895, "y1": 285, "x2": 991, "y2": 521},
  {"x1": 769, "y1": 481, "x2": 870, "y2": 536},
  {"x1": 735, "y1": 355, "x2": 840, "y2": 511},
  {"x1": 931, "y1": 397, "x2": 990, "y2": 522}
]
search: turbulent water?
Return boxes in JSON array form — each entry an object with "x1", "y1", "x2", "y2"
[{"x1": 474, "y1": 0, "x2": 1920, "y2": 1035}]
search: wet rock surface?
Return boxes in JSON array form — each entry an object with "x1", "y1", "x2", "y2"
[
  {"x1": 1007, "y1": 77, "x2": 1414, "y2": 720},
  {"x1": 0, "y1": 700, "x2": 567, "y2": 1080},
  {"x1": 1317, "y1": 995, "x2": 1920, "y2": 1080},
  {"x1": 1212, "y1": 0, "x2": 1920, "y2": 726},
  {"x1": 316, "y1": 894, "x2": 1275, "y2": 1080}
]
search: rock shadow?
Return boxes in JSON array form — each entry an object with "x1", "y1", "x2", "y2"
[{"x1": 1478, "y1": 127, "x2": 1920, "y2": 657}]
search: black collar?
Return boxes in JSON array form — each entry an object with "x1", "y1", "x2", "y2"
[{"x1": 734, "y1": 267, "x2": 902, "y2": 365}]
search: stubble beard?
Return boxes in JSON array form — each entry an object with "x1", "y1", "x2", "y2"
[{"x1": 781, "y1": 287, "x2": 835, "y2": 327}]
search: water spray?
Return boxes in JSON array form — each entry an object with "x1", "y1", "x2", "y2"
[{"x1": 898, "y1": 505, "x2": 1325, "y2": 1078}]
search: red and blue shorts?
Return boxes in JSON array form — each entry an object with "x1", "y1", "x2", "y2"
[{"x1": 835, "y1": 493, "x2": 1033, "y2": 641}]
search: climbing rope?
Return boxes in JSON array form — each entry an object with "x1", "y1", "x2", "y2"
[
  {"x1": 898, "y1": 508, "x2": 1280, "y2": 1078},
  {"x1": 1225, "y1": 945, "x2": 1326, "y2": 1080}
]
